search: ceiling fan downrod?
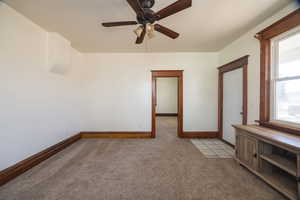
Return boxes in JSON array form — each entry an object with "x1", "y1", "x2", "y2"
[{"x1": 138, "y1": 0, "x2": 155, "y2": 9}]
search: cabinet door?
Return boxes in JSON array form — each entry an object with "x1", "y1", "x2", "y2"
[
  {"x1": 244, "y1": 136, "x2": 258, "y2": 170},
  {"x1": 236, "y1": 133, "x2": 258, "y2": 170}
]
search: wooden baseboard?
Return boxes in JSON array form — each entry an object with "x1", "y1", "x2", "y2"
[
  {"x1": 220, "y1": 139, "x2": 235, "y2": 148},
  {"x1": 81, "y1": 132, "x2": 152, "y2": 139},
  {"x1": 156, "y1": 113, "x2": 178, "y2": 117},
  {"x1": 0, "y1": 133, "x2": 81, "y2": 186},
  {"x1": 180, "y1": 131, "x2": 218, "y2": 138}
]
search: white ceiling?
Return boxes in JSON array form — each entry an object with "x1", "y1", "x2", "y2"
[{"x1": 3, "y1": 0, "x2": 292, "y2": 52}]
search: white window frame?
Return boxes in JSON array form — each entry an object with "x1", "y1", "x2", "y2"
[{"x1": 270, "y1": 26, "x2": 300, "y2": 127}]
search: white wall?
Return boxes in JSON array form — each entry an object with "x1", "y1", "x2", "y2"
[
  {"x1": 156, "y1": 78, "x2": 178, "y2": 114},
  {"x1": 219, "y1": 2, "x2": 299, "y2": 124},
  {"x1": 84, "y1": 53, "x2": 219, "y2": 132},
  {"x1": 0, "y1": 3, "x2": 88, "y2": 170}
]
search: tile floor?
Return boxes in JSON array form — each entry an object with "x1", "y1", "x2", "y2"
[{"x1": 191, "y1": 139, "x2": 235, "y2": 158}]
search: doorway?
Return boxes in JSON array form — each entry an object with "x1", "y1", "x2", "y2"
[
  {"x1": 151, "y1": 70, "x2": 183, "y2": 138},
  {"x1": 156, "y1": 77, "x2": 178, "y2": 117},
  {"x1": 218, "y1": 56, "x2": 248, "y2": 145}
]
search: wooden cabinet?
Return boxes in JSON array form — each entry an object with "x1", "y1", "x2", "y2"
[
  {"x1": 234, "y1": 125, "x2": 300, "y2": 200},
  {"x1": 236, "y1": 134, "x2": 258, "y2": 170}
]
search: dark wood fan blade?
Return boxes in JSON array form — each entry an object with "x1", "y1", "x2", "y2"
[
  {"x1": 102, "y1": 21, "x2": 138, "y2": 27},
  {"x1": 155, "y1": 0, "x2": 192, "y2": 21},
  {"x1": 154, "y1": 24, "x2": 179, "y2": 39},
  {"x1": 127, "y1": 0, "x2": 143, "y2": 14},
  {"x1": 136, "y1": 27, "x2": 146, "y2": 44}
]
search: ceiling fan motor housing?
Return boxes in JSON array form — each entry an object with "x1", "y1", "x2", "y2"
[
  {"x1": 137, "y1": 9, "x2": 156, "y2": 25},
  {"x1": 139, "y1": 0, "x2": 155, "y2": 9}
]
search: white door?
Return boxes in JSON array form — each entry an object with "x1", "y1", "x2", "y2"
[{"x1": 223, "y1": 68, "x2": 243, "y2": 145}]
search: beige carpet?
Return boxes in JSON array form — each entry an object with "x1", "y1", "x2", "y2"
[{"x1": 0, "y1": 117, "x2": 284, "y2": 200}]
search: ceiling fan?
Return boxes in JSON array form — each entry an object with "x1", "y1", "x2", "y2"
[{"x1": 102, "y1": 0, "x2": 192, "y2": 44}]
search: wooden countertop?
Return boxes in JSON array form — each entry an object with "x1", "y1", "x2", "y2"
[{"x1": 233, "y1": 125, "x2": 300, "y2": 152}]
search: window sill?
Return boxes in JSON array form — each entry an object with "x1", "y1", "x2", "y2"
[{"x1": 256, "y1": 120, "x2": 300, "y2": 136}]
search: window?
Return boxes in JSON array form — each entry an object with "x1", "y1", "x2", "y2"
[
  {"x1": 256, "y1": 9, "x2": 300, "y2": 134},
  {"x1": 271, "y1": 28, "x2": 300, "y2": 126}
]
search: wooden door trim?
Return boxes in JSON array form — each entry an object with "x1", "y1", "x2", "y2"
[
  {"x1": 151, "y1": 70, "x2": 184, "y2": 138},
  {"x1": 218, "y1": 55, "x2": 249, "y2": 139}
]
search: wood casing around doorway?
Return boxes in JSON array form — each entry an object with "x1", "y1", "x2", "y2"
[
  {"x1": 152, "y1": 70, "x2": 184, "y2": 138},
  {"x1": 218, "y1": 55, "x2": 249, "y2": 139}
]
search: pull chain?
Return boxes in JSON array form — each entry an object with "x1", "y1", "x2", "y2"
[
  {"x1": 145, "y1": 36, "x2": 150, "y2": 53},
  {"x1": 145, "y1": 37, "x2": 148, "y2": 53}
]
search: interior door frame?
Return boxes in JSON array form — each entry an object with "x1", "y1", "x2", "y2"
[
  {"x1": 151, "y1": 70, "x2": 184, "y2": 138},
  {"x1": 218, "y1": 55, "x2": 249, "y2": 140}
]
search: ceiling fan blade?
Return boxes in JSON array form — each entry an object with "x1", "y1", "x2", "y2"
[
  {"x1": 126, "y1": 0, "x2": 143, "y2": 14},
  {"x1": 154, "y1": 24, "x2": 179, "y2": 39},
  {"x1": 136, "y1": 27, "x2": 146, "y2": 44},
  {"x1": 155, "y1": 0, "x2": 192, "y2": 21},
  {"x1": 102, "y1": 21, "x2": 138, "y2": 27}
]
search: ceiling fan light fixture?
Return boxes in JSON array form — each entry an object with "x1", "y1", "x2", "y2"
[
  {"x1": 146, "y1": 23, "x2": 154, "y2": 33},
  {"x1": 134, "y1": 25, "x2": 144, "y2": 37},
  {"x1": 146, "y1": 23, "x2": 155, "y2": 39},
  {"x1": 147, "y1": 31, "x2": 155, "y2": 39}
]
